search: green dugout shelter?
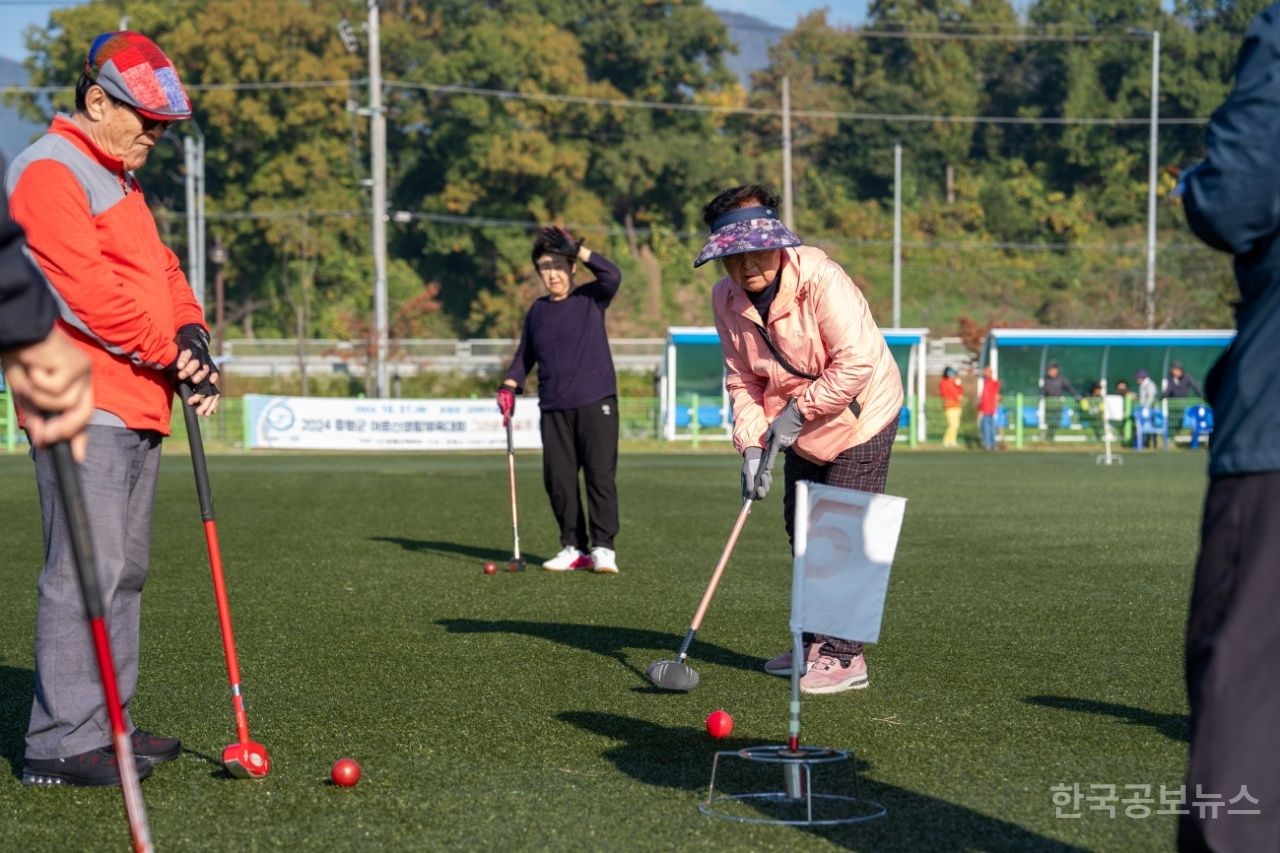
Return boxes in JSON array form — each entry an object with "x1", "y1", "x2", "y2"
[
  {"x1": 661, "y1": 327, "x2": 928, "y2": 444},
  {"x1": 980, "y1": 328, "x2": 1234, "y2": 446}
]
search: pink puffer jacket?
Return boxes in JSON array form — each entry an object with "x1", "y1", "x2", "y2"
[{"x1": 711, "y1": 245, "x2": 903, "y2": 463}]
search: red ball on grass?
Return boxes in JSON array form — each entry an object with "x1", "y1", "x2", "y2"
[
  {"x1": 331, "y1": 757, "x2": 361, "y2": 787},
  {"x1": 706, "y1": 709, "x2": 733, "y2": 740},
  {"x1": 483, "y1": 562, "x2": 498, "y2": 575}
]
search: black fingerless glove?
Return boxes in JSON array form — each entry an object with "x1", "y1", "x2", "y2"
[{"x1": 166, "y1": 323, "x2": 216, "y2": 385}]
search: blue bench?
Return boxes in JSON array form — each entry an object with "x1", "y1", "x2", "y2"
[{"x1": 1181, "y1": 405, "x2": 1214, "y2": 449}]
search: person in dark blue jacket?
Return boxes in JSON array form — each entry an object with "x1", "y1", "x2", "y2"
[
  {"x1": 1180, "y1": 5, "x2": 1280, "y2": 850},
  {"x1": 0, "y1": 154, "x2": 93, "y2": 456},
  {"x1": 498, "y1": 226, "x2": 622, "y2": 575}
]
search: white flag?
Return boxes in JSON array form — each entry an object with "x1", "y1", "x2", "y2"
[{"x1": 789, "y1": 481, "x2": 907, "y2": 644}]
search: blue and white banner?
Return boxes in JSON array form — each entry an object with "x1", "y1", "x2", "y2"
[{"x1": 243, "y1": 395, "x2": 543, "y2": 451}]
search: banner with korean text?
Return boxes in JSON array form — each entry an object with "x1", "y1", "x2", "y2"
[{"x1": 243, "y1": 395, "x2": 543, "y2": 451}]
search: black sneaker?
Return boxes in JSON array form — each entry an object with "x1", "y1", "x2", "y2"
[
  {"x1": 131, "y1": 729, "x2": 181, "y2": 764},
  {"x1": 22, "y1": 747, "x2": 155, "y2": 787}
]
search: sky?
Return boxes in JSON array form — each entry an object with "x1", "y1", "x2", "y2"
[
  {"x1": 711, "y1": 0, "x2": 865, "y2": 29},
  {"x1": 0, "y1": 0, "x2": 88, "y2": 63},
  {"x1": 0, "y1": 1, "x2": 868, "y2": 63}
]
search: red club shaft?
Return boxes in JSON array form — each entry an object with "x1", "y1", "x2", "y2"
[{"x1": 203, "y1": 519, "x2": 250, "y2": 743}]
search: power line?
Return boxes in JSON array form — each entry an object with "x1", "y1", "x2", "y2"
[
  {"x1": 154, "y1": 205, "x2": 1217, "y2": 255},
  {"x1": 0, "y1": 77, "x2": 1212, "y2": 125},
  {"x1": 718, "y1": 14, "x2": 1249, "y2": 39},
  {"x1": 386, "y1": 79, "x2": 1211, "y2": 126},
  {"x1": 1, "y1": 80, "x2": 356, "y2": 95}
]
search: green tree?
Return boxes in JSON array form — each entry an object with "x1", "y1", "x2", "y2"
[{"x1": 13, "y1": 0, "x2": 413, "y2": 346}]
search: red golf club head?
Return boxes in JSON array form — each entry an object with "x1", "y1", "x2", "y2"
[{"x1": 223, "y1": 741, "x2": 271, "y2": 779}]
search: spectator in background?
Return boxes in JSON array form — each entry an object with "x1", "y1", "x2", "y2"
[
  {"x1": 1180, "y1": 5, "x2": 1280, "y2": 848},
  {"x1": 1080, "y1": 382, "x2": 1105, "y2": 440},
  {"x1": 1165, "y1": 362, "x2": 1204, "y2": 399},
  {"x1": 977, "y1": 365, "x2": 1000, "y2": 451},
  {"x1": 1040, "y1": 362, "x2": 1079, "y2": 436},
  {"x1": 1110, "y1": 379, "x2": 1136, "y2": 443},
  {"x1": 1136, "y1": 369, "x2": 1159, "y2": 408},
  {"x1": 1041, "y1": 362, "x2": 1078, "y2": 399},
  {"x1": 499, "y1": 226, "x2": 622, "y2": 575},
  {"x1": 939, "y1": 366, "x2": 964, "y2": 448}
]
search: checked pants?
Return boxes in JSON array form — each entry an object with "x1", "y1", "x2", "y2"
[{"x1": 782, "y1": 419, "x2": 897, "y2": 659}]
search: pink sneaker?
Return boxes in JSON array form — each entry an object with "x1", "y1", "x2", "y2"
[
  {"x1": 799, "y1": 653, "x2": 869, "y2": 695},
  {"x1": 763, "y1": 641, "x2": 822, "y2": 677}
]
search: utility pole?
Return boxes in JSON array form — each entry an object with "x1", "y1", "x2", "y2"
[
  {"x1": 197, "y1": 132, "x2": 206, "y2": 318},
  {"x1": 893, "y1": 142, "x2": 902, "y2": 330},
  {"x1": 1144, "y1": 29, "x2": 1161, "y2": 329},
  {"x1": 300, "y1": 219, "x2": 311, "y2": 397},
  {"x1": 781, "y1": 75, "x2": 793, "y2": 230},
  {"x1": 367, "y1": 0, "x2": 389, "y2": 398},
  {"x1": 183, "y1": 136, "x2": 200, "y2": 309},
  {"x1": 211, "y1": 239, "x2": 227, "y2": 356}
]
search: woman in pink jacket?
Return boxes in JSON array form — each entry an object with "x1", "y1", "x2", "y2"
[{"x1": 697, "y1": 184, "x2": 904, "y2": 695}]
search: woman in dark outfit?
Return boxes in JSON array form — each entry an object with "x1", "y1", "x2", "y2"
[{"x1": 498, "y1": 227, "x2": 622, "y2": 574}]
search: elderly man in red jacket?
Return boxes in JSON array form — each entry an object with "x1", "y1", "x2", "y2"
[{"x1": 6, "y1": 31, "x2": 218, "y2": 787}]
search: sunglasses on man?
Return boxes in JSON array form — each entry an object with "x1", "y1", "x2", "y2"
[{"x1": 106, "y1": 92, "x2": 173, "y2": 134}]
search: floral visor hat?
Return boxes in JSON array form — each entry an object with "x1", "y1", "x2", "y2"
[{"x1": 693, "y1": 205, "x2": 802, "y2": 268}]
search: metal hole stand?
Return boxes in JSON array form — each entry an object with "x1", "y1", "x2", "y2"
[
  {"x1": 1097, "y1": 422, "x2": 1124, "y2": 465},
  {"x1": 700, "y1": 745, "x2": 887, "y2": 827}
]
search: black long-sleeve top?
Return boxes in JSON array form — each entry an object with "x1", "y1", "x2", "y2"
[{"x1": 504, "y1": 252, "x2": 621, "y2": 411}]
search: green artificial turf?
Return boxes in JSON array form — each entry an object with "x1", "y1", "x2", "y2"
[{"x1": 0, "y1": 448, "x2": 1206, "y2": 851}]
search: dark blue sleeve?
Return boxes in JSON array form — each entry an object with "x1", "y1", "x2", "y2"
[
  {"x1": 0, "y1": 179, "x2": 57, "y2": 351},
  {"x1": 580, "y1": 252, "x2": 621, "y2": 307},
  {"x1": 1184, "y1": 4, "x2": 1280, "y2": 256},
  {"x1": 504, "y1": 308, "x2": 536, "y2": 392}
]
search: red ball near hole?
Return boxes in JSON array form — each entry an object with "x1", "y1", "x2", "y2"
[
  {"x1": 331, "y1": 757, "x2": 361, "y2": 787},
  {"x1": 483, "y1": 562, "x2": 497, "y2": 575},
  {"x1": 706, "y1": 709, "x2": 733, "y2": 740}
]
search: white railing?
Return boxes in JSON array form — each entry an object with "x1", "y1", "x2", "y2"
[{"x1": 219, "y1": 338, "x2": 666, "y2": 376}]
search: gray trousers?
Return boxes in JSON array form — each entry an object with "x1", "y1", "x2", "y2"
[{"x1": 25, "y1": 425, "x2": 163, "y2": 760}]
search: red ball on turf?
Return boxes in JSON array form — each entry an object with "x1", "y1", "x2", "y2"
[
  {"x1": 483, "y1": 562, "x2": 497, "y2": 575},
  {"x1": 706, "y1": 709, "x2": 733, "y2": 740},
  {"x1": 331, "y1": 757, "x2": 361, "y2": 787}
]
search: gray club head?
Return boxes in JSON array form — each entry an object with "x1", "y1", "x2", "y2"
[{"x1": 645, "y1": 659, "x2": 700, "y2": 692}]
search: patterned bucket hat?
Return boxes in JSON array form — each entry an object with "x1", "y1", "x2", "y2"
[
  {"x1": 693, "y1": 205, "x2": 802, "y2": 268},
  {"x1": 85, "y1": 31, "x2": 191, "y2": 121}
]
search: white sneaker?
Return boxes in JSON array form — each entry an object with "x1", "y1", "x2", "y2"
[
  {"x1": 591, "y1": 547, "x2": 618, "y2": 574},
  {"x1": 542, "y1": 546, "x2": 590, "y2": 572}
]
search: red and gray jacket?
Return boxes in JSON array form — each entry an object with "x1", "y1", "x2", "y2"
[{"x1": 5, "y1": 115, "x2": 205, "y2": 433}]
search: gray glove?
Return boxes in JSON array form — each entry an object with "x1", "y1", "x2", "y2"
[
  {"x1": 741, "y1": 446, "x2": 772, "y2": 501},
  {"x1": 763, "y1": 397, "x2": 806, "y2": 450}
]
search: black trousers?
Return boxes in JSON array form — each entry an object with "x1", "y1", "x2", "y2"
[
  {"x1": 783, "y1": 419, "x2": 898, "y2": 659},
  {"x1": 1179, "y1": 471, "x2": 1280, "y2": 852},
  {"x1": 540, "y1": 396, "x2": 619, "y2": 552}
]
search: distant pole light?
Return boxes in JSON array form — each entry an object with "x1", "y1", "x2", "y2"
[{"x1": 337, "y1": 18, "x2": 359, "y2": 54}]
